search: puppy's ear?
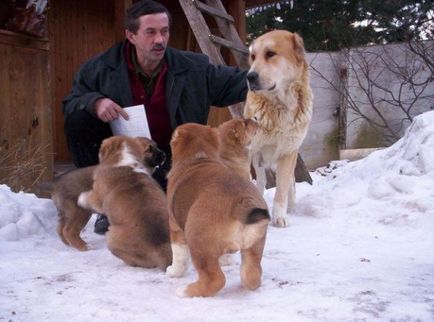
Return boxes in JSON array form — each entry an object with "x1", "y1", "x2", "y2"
[
  {"x1": 99, "y1": 136, "x2": 125, "y2": 162},
  {"x1": 291, "y1": 33, "x2": 305, "y2": 63},
  {"x1": 171, "y1": 128, "x2": 180, "y2": 142},
  {"x1": 170, "y1": 127, "x2": 186, "y2": 147},
  {"x1": 208, "y1": 127, "x2": 221, "y2": 149},
  {"x1": 136, "y1": 137, "x2": 153, "y2": 150},
  {"x1": 98, "y1": 138, "x2": 111, "y2": 162}
]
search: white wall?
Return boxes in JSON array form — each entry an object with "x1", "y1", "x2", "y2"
[
  {"x1": 301, "y1": 51, "x2": 341, "y2": 169},
  {"x1": 300, "y1": 41, "x2": 434, "y2": 169}
]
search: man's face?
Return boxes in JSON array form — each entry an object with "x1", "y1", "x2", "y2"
[{"x1": 127, "y1": 13, "x2": 170, "y2": 64}]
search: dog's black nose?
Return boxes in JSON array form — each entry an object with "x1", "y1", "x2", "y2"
[
  {"x1": 246, "y1": 71, "x2": 259, "y2": 84},
  {"x1": 150, "y1": 147, "x2": 166, "y2": 167}
]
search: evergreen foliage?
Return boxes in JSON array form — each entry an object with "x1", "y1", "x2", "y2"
[{"x1": 246, "y1": 0, "x2": 433, "y2": 51}]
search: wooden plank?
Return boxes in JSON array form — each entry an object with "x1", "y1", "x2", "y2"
[
  {"x1": 194, "y1": 0, "x2": 234, "y2": 22},
  {"x1": 51, "y1": 0, "x2": 116, "y2": 162},
  {"x1": 0, "y1": 44, "x2": 11, "y2": 151},
  {"x1": 0, "y1": 29, "x2": 49, "y2": 51},
  {"x1": 178, "y1": 0, "x2": 225, "y2": 65},
  {"x1": 209, "y1": 34, "x2": 248, "y2": 54},
  {"x1": 0, "y1": 42, "x2": 52, "y2": 191},
  {"x1": 205, "y1": 0, "x2": 249, "y2": 69},
  {"x1": 226, "y1": 0, "x2": 246, "y2": 44},
  {"x1": 178, "y1": 0, "x2": 244, "y2": 118},
  {"x1": 114, "y1": 0, "x2": 132, "y2": 42}
]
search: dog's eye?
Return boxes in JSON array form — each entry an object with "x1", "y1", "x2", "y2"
[{"x1": 265, "y1": 51, "x2": 276, "y2": 59}]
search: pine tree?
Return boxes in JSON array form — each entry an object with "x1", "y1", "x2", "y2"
[{"x1": 246, "y1": 0, "x2": 433, "y2": 51}]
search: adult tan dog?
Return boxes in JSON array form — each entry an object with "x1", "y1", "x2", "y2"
[
  {"x1": 166, "y1": 123, "x2": 270, "y2": 297},
  {"x1": 77, "y1": 136, "x2": 172, "y2": 270},
  {"x1": 217, "y1": 118, "x2": 259, "y2": 179},
  {"x1": 244, "y1": 30, "x2": 313, "y2": 227}
]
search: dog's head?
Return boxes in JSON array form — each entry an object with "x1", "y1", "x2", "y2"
[
  {"x1": 247, "y1": 30, "x2": 307, "y2": 93},
  {"x1": 98, "y1": 136, "x2": 166, "y2": 170},
  {"x1": 170, "y1": 123, "x2": 220, "y2": 164},
  {"x1": 218, "y1": 118, "x2": 259, "y2": 150}
]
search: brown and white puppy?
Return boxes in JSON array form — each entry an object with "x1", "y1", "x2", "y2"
[
  {"x1": 217, "y1": 118, "x2": 259, "y2": 180},
  {"x1": 166, "y1": 123, "x2": 270, "y2": 297},
  {"x1": 244, "y1": 30, "x2": 313, "y2": 227},
  {"x1": 77, "y1": 136, "x2": 171, "y2": 270}
]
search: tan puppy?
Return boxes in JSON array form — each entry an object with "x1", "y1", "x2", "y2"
[
  {"x1": 216, "y1": 118, "x2": 260, "y2": 267},
  {"x1": 244, "y1": 30, "x2": 313, "y2": 227},
  {"x1": 77, "y1": 136, "x2": 172, "y2": 270},
  {"x1": 166, "y1": 123, "x2": 270, "y2": 297},
  {"x1": 217, "y1": 118, "x2": 259, "y2": 180}
]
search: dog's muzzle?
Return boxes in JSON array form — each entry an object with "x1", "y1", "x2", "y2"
[
  {"x1": 247, "y1": 71, "x2": 261, "y2": 91},
  {"x1": 247, "y1": 71, "x2": 276, "y2": 92},
  {"x1": 149, "y1": 147, "x2": 166, "y2": 168}
]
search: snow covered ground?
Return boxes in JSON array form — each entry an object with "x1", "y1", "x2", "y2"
[{"x1": 1, "y1": 111, "x2": 433, "y2": 322}]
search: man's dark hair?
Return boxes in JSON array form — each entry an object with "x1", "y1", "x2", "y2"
[{"x1": 125, "y1": 0, "x2": 171, "y2": 33}]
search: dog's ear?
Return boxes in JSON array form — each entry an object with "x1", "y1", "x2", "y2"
[
  {"x1": 170, "y1": 127, "x2": 186, "y2": 149},
  {"x1": 291, "y1": 33, "x2": 305, "y2": 63},
  {"x1": 98, "y1": 138, "x2": 111, "y2": 162},
  {"x1": 171, "y1": 128, "x2": 181, "y2": 142},
  {"x1": 98, "y1": 136, "x2": 124, "y2": 163},
  {"x1": 209, "y1": 127, "x2": 221, "y2": 150},
  {"x1": 248, "y1": 42, "x2": 255, "y2": 64},
  {"x1": 135, "y1": 137, "x2": 153, "y2": 151}
]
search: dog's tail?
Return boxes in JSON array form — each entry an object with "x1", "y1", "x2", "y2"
[
  {"x1": 244, "y1": 207, "x2": 270, "y2": 225},
  {"x1": 231, "y1": 192, "x2": 270, "y2": 225}
]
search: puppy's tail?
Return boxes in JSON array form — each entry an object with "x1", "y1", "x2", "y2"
[{"x1": 244, "y1": 208, "x2": 270, "y2": 225}]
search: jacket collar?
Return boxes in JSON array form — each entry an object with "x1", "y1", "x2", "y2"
[
  {"x1": 164, "y1": 47, "x2": 191, "y2": 75},
  {"x1": 100, "y1": 40, "x2": 190, "y2": 75}
]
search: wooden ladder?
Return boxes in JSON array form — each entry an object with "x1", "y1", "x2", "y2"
[{"x1": 178, "y1": 0, "x2": 249, "y2": 118}]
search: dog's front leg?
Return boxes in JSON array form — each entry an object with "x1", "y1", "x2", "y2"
[{"x1": 273, "y1": 152, "x2": 298, "y2": 227}]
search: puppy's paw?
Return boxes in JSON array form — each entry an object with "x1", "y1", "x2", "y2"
[
  {"x1": 219, "y1": 254, "x2": 234, "y2": 266},
  {"x1": 72, "y1": 242, "x2": 89, "y2": 252},
  {"x1": 166, "y1": 264, "x2": 187, "y2": 278},
  {"x1": 272, "y1": 214, "x2": 289, "y2": 227},
  {"x1": 176, "y1": 285, "x2": 189, "y2": 298}
]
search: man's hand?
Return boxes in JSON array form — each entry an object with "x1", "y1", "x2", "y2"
[{"x1": 94, "y1": 98, "x2": 129, "y2": 122}]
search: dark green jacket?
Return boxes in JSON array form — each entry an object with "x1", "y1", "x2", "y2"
[{"x1": 62, "y1": 41, "x2": 248, "y2": 128}]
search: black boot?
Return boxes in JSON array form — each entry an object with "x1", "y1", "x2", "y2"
[{"x1": 94, "y1": 214, "x2": 110, "y2": 235}]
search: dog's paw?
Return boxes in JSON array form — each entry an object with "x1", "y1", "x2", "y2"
[
  {"x1": 176, "y1": 285, "x2": 189, "y2": 298},
  {"x1": 272, "y1": 215, "x2": 289, "y2": 227},
  {"x1": 72, "y1": 242, "x2": 89, "y2": 252},
  {"x1": 166, "y1": 264, "x2": 187, "y2": 278}
]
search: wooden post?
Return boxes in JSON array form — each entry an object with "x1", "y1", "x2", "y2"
[{"x1": 114, "y1": 0, "x2": 132, "y2": 42}]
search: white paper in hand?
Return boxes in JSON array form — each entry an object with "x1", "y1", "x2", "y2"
[{"x1": 109, "y1": 104, "x2": 151, "y2": 139}]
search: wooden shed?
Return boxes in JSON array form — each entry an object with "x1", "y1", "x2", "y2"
[{"x1": 0, "y1": 0, "x2": 269, "y2": 191}]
